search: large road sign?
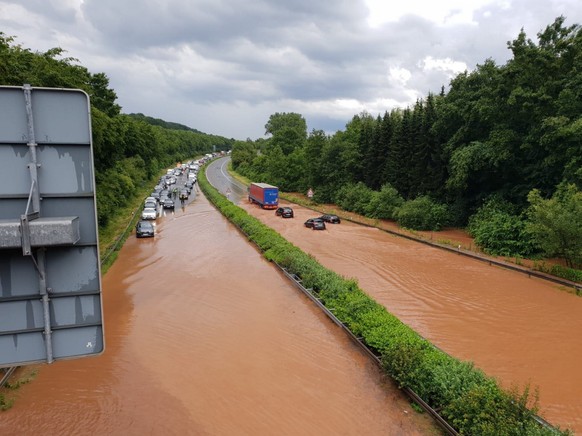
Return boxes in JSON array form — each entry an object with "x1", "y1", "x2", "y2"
[{"x1": 0, "y1": 85, "x2": 104, "y2": 366}]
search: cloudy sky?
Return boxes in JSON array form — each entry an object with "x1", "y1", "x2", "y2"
[{"x1": 1, "y1": 0, "x2": 581, "y2": 139}]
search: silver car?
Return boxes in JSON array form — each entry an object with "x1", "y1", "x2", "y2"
[{"x1": 141, "y1": 207, "x2": 157, "y2": 220}]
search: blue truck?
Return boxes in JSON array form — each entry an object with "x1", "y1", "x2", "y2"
[{"x1": 248, "y1": 182, "x2": 279, "y2": 209}]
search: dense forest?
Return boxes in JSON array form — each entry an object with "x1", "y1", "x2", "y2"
[
  {"x1": 0, "y1": 32, "x2": 233, "y2": 228},
  {"x1": 231, "y1": 17, "x2": 582, "y2": 271}
]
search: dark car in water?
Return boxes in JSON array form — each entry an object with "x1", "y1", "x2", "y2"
[
  {"x1": 304, "y1": 218, "x2": 326, "y2": 230},
  {"x1": 320, "y1": 214, "x2": 341, "y2": 224},
  {"x1": 136, "y1": 220, "x2": 155, "y2": 238},
  {"x1": 275, "y1": 206, "x2": 294, "y2": 218},
  {"x1": 163, "y1": 198, "x2": 175, "y2": 210}
]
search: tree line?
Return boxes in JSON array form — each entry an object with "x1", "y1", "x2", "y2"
[
  {"x1": 231, "y1": 17, "x2": 582, "y2": 271},
  {"x1": 0, "y1": 32, "x2": 233, "y2": 228}
]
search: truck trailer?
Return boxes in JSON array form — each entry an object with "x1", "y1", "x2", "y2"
[{"x1": 248, "y1": 183, "x2": 279, "y2": 209}]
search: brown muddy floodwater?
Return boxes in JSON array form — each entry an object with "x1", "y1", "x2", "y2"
[
  {"x1": 239, "y1": 199, "x2": 582, "y2": 433},
  {"x1": 0, "y1": 193, "x2": 438, "y2": 435}
]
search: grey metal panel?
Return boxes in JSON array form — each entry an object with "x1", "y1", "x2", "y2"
[
  {"x1": 0, "y1": 145, "x2": 29, "y2": 195},
  {"x1": 0, "y1": 86, "x2": 91, "y2": 144},
  {"x1": 45, "y1": 247, "x2": 100, "y2": 294},
  {"x1": 0, "y1": 88, "x2": 28, "y2": 143},
  {"x1": 38, "y1": 145, "x2": 94, "y2": 194},
  {"x1": 0, "y1": 300, "x2": 44, "y2": 332},
  {"x1": 0, "y1": 144, "x2": 94, "y2": 196},
  {"x1": 0, "y1": 252, "x2": 40, "y2": 298},
  {"x1": 50, "y1": 295, "x2": 102, "y2": 327},
  {"x1": 0, "y1": 199, "x2": 27, "y2": 218},
  {"x1": 32, "y1": 90, "x2": 91, "y2": 144},
  {"x1": 52, "y1": 326, "x2": 104, "y2": 358},
  {"x1": 0, "y1": 332, "x2": 46, "y2": 366},
  {"x1": 0, "y1": 296, "x2": 101, "y2": 332}
]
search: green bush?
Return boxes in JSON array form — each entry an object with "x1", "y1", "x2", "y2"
[
  {"x1": 527, "y1": 184, "x2": 582, "y2": 268},
  {"x1": 334, "y1": 182, "x2": 374, "y2": 215},
  {"x1": 366, "y1": 183, "x2": 404, "y2": 219},
  {"x1": 468, "y1": 197, "x2": 537, "y2": 257},
  {"x1": 396, "y1": 196, "x2": 449, "y2": 230}
]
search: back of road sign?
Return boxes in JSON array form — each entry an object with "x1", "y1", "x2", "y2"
[{"x1": 0, "y1": 85, "x2": 104, "y2": 366}]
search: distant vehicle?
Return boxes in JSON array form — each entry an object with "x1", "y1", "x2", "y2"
[
  {"x1": 185, "y1": 180, "x2": 195, "y2": 189},
  {"x1": 320, "y1": 214, "x2": 341, "y2": 224},
  {"x1": 144, "y1": 200, "x2": 157, "y2": 209},
  {"x1": 275, "y1": 207, "x2": 294, "y2": 218},
  {"x1": 248, "y1": 182, "x2": 279, "y2": 209},
  {"x1": 304, "y1": 218, "x2": 326, "y2": 230},
  {"x1": 150, "y1": 191, "x2": 161, "y2": 201},
  {"x1": 179, "y1": 190, "x2": 189, "y2": 200},
  {"x1": 136, "y1": 220, "x2": 155, "y2": 238},
  {"x1": 163, "y1": 198, "x2": 175, "y2": 210},
  {"x1": 141, "y1": 207, "x2": 157, "y2": 220},
  {"x1": 188, "y1": 173, "x2": 197, "y2": 182}
]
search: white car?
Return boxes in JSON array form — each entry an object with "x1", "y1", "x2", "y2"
[
  {"x1": 141, "y1": 207, "x2": 157, "y2": 220},
  {"x1": 145, "y1": 196, "x2": 157, "y2": 204}
]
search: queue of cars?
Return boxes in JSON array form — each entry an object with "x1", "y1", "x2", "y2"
[
  {"x1": 274, "y1": 206, "x2": 341, "y2": 231},
  {"x1": 136, "y1": 161, "x2": 200, "y2": 238}
]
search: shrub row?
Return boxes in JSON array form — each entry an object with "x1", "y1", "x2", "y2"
[{"x1": 198, "y1": 169, "x2": 569, "y2": 435}]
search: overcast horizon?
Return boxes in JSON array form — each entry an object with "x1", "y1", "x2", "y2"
[{"x1": 1, "y1": 0, "x2": 581, "y2": 140}]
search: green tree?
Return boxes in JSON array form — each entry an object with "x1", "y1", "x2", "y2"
[
  {"x1": 468, "y1": 196, "x2": 536, "y2": 257},
  {"x1": 89, "y1": 72, "x2": 121, "y2": 117},
  {"x1": 366, "y1": 184, "x2": 404, "y2": 220},
  {"x1": 396, "y1": 196, "x2": 449, "y2": 231},
  {"x1": 264, "y1": 112, "x2": 307, "y2": 155},
  {"x1": 231, "y1": 139, "x2": 258, "y2": 171},
  {"x1": 527, "y1": 184, "x2": 582, "y2": 267},
  {"x1": 303, "y1": 129, "x2": 327, "y2": 191},
  {"x1": 335, "y1": 182, "x2": 374, "y2": 215}
]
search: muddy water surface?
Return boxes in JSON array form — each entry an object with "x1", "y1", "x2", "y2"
[
  {"x1": 1, "y1": 194, "x2": 437, "y2": 435},
  {"x1": 239, "y1": 199, "x2": 582, "y2": 433}
]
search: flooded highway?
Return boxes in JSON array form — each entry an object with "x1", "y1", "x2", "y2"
[
  {"x1": 229, "y1": 191, "x2": 582, "y2": 433},
  {"x1": 0, "y1": 188, "x2": 437, "y2": 435}
]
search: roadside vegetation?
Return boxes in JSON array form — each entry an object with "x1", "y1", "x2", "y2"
[
  {"x1": 230, "y1": 17, "x2": 582, "y2": 279},
  {"x1": 199, "y1": 164, "x2": 571, "y2": 435},
  {"x1": 0, "y1": 367, "x2": 37, "y2": 410}
]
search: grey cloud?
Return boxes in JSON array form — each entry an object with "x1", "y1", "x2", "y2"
[{"x1": 2, "y1": 0, "x2": 582, "y2": 138}]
